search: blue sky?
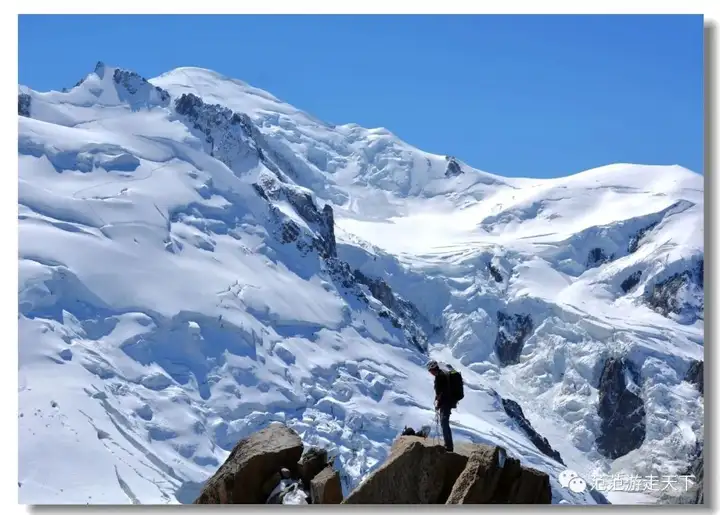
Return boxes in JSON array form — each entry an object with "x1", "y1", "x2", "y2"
[{"x1": 18, "y1": 14, "x2": 704, "y2": 178}]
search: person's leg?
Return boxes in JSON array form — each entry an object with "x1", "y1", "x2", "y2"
[{"x1": 439, "y1": 405, "x2": 454, "y2": 452}]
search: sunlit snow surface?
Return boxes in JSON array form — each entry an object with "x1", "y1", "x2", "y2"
[{"x1": 18, "y1": 65, "x2": 703, "y2": 505}]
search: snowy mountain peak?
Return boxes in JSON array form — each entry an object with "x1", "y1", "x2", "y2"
[
  {"x1": 147, "y1": 64, "x2": 520, "y2": 201},
  {"x1": 22, "y1": 62, "x2": 171, "y2": 114},
  {"x1": 93, "y1": 60, "x2": 106, "y2": 75}
]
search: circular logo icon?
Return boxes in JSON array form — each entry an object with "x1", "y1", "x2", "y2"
[
  {"x1": 568, "y1": 476, "x2": 588, "y2": 493},
  {"x1": 559, "y1": 469, "x2": 579, "y2": 489}
]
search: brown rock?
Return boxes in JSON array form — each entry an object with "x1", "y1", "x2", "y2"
[
  {"x1": 342, "y1": 436, "x2": 462, "y2": 504},
  {"x1": 194, "y1": 423, "x2": 304, "y2": 504},
  {"x1": 447, "y1": 445, "x2": 506, "y2": 503},
  {"x1": 440, "y1": 450, "x2": 470, "y2": 502},
  {"x1": 310, "y1": 467, "x2": 343, "y2": 504},
  {"x1": 298, "y1": 447, "x2": 329, "y2": 487},
  {"x1": 446, "y1": 444, "x2": 551, "y2": 504},
  {"x1": 511, "y1": 466, "x2": 552, "y2": 503}
]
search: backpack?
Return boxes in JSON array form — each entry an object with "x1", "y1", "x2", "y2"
[{"x1": 447, "y1": 368, "x2": 464, "y2": 405}]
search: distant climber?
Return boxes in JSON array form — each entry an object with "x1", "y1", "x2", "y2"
[{"x1": 427, "y1": 360, "x2": 464, "y2": 452}]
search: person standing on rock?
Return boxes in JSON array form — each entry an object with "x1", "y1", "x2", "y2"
[{"x1": 427, "y1": 360, "x2": 460, "y2": 452}]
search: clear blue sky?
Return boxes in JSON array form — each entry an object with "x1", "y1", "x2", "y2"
[{"x1": 18, "y1": 14, "x2": 704, "y2": 178}]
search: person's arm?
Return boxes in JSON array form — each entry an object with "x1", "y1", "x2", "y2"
[{"x1": 434, "y1": 374, "x2": 444, "y2": 407}]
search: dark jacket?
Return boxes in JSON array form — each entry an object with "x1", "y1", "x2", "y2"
[{"x1": 434, "y1": 369, "x2": 454, "y2": 409}]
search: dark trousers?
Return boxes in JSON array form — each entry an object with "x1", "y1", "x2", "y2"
[{"x1": 438, "y1": 405, "x2": 454, "y2": 452}]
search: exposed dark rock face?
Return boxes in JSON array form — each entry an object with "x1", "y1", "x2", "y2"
[
  {"x1": 353, "y1": 271, "x2": 426, "y2": 330},
  {"x1": 621, "y1": 271, "x2": 642, "y2": 293},
  {"x1": 494, "y1": 312, "x2": 533, "y2": 366},
  {"x1": 350, "y1": 266, "x2": 430, "y2": 353},
  {"x1": 586, "y1": 247, "x2": 612, "y2": 268},
  {"x1": 255, "y1": 177, "x2": 337, "y2": 260},
  {"x1": 684, "y1": 359, "x2": 704, "y2": 395},
  {"x1": 112, "y1": 68, "x2": 171, "y2": 104},
  {"x1": 595, "y1": 357, "x2": 646, "y2": 459},
  {"x1": 689, "y1": 444, "x2": 704, "y2": 504},
  {"x1": 354, "y1": 270, "x2": 394, "y2": 306},
  {"x1": 697, "y1": 258, "x2": 704, "y2": 285},
  {"x1": 251, "y1": 182, "x2": 269, "y2": 200},
  {"x1": 628, "y1": 221, "x2": 659, "y2": 253},
  {"x1": 321, "y1": 205, "x2": 337, "y2": 258},
  {"x1": 280, "y1": 189, "x2": 336, "y2": 259},
  {"x1": 488, "y1": 262, "x2": 503, "y2": 283},
  {"x1": 645, "y1": 259, "x2": 703, "y2": 322},
  {"x1": 280, "y1": 219, "x2": 301, "y2": 244},
  {"x1": 324, "y1": 258, "x2": 357, "y2": 291},
  {"x1": 501, "y1": 398, "x2": 565, "y2": 466},
  {"x1": 18, "y1": 93, "x2": 31, "y2": 117},
  {"x1": 445, "y1": 156, "x2": 464, "y2": 178},
  {"x1": 174, "y1": 93, "x2": 260, "y2": 170}
]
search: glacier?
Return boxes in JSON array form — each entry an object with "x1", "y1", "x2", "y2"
[{"x1": 18, "y1": 62, "x2": 703, "y2": 505}]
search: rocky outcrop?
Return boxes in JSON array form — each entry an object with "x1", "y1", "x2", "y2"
[
  {"x1": 310, "y1": 467, "x2": 343, "y2": 504},
  {"x1": 254, "y1": 174, "x2": 337, "y2": 259},
  {"x1": 628, "y1": 221, "x2": 659, "y2": 253},
  {"x1": 697, "y1": 257, "x2": 704, "y2": 284},
  {"x1": 586, "y1": 247, "x2": 612, "y2": 268},
  {"x1": 112, "y1": 68, "x2": 171, "y2": 106},
  {"x1": 488, "y1": 262, "x2": 503, "y2": 283},
  {"x1": 595, "y1": 357, "x2": 646, "y2": 459},
  {"x1": 351, "y1": 269, "x2": 431, "y2": 349},
  {"x1": 194, "y1": 424, "x2": 347, "y2": 504},
  {"x1": 18, "y1": 92, "x2": 31, "y2": 117},
  {"x1": 298, "y1": 447, "x2": 331, "y2": 489},
  {"x1": 621, "y1": 270, "x2": 642, "y2": 293},
  {"x1": 645, "y1": 258, "x2": 703, "y2": 323},
  {"x1": 501, "y1": 398, "x2": 564, "y2": 465},
  {"x1": 194, "y1": 423, "x2": 304, "y2": 503},
  {"x1": 65, "y1": 62, "x2": 171, "y2": 110},
  {"x1": 342, "y1": 436, "x2": 551, "y2": 504},
  {"x1": 447, "y1": 445, "x2": 551, "y2": 504},
  {"x1": 684, "y1": 359, "x2": 704, "y2": 395},
  {"x1": 494, "y1": 312, "x2": 533, "y2": 366},
  {"x1": 689, "y1": 444, "x2": 704, "y2": 504},
  {"x1": 445, "y1": 156, "x2": 464, "y2": 178},
  {"x1": 343, "y1": 436, "x2": 455, "y2": 504},
  {"x1": 174, "y1": 93, "x2": 260, "y2": 171}
]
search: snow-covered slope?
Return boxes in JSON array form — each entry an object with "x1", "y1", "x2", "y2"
[{"x1": 18, "y1": 62, "x2": 704, "y2": 505}]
